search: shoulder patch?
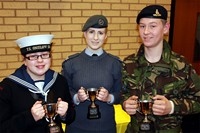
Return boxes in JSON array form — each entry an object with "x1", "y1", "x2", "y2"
[
  {"x1": 65, "y1": 53, "x2": 80, "y2": 60},
  {"x1": 69, "y1": 53, "x2": 80, "y2": 58},
  {"x1": 107, "y1": 53, "x2": 122, "y2": 62}
]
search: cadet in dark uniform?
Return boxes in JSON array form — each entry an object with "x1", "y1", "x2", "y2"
[
  {"x1": 0, "y1": 34, "x2": 75, "y2": 133},
  {"x1": 61, "y1": 15, "x2": 122, "y2": 133},
  {"x1": 121, "y1": 5, "x2": 200, "y2": 133}
]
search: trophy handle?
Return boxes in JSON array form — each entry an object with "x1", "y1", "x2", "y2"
[
  {"x1": 53, "y1": 113, "x2": 58, "y2": 120},
  {"x1": 136, "y1": 108, "x2": 143, "y2": 114},
  {"x1": 136, "y1": 100, "x2": 142, "y2": 114},
  {"x1": 45, "y1": 115, "x2": 57, "y2": 122},
  {"x1": 45, "y1": 117, "x2": 49, "y2": 122},
  {"x1": 52, "y1": 103, "x2": 58, "y2": 120}
]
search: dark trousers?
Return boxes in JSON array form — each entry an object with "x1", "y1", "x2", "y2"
[{"x1": 181, "y1": 113, "x2": 200, "y2": 133}]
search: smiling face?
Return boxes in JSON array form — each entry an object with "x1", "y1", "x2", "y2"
[
  {"x1": 138, "y1": 18, "x2": 170, "y2": 48},
  {"x1": 24, "y1": 51, "x2": 51, "y2": 80},
  {"x1": 84, "y1": 27, "x2": 107, "y2": 50}
]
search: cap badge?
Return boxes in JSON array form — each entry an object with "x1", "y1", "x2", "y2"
[
  {"x1": 153, "y1": 9, "x2": 161, "y2": 17},
  {"x1": 98, "y1": 19, "x2": 104, "y2": 26}
]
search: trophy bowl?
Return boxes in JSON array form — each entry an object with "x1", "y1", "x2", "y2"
[
  {"x1": 43, "y1": 103, "x2": 57, "y2": 127},
  {"x1": 87, "y1": 88, "x2": 101, "y2": 119},
  {"x1": 139, "y1": 99, "x2": 153, "y2": 119}
]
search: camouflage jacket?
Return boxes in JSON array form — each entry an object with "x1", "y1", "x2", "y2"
[{"x1": 121, "y1": 40, "x2": 200, "y2": 132}]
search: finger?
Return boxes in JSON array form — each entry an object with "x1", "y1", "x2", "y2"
[
  {"x1": 100, "y1": 88, "x2": 106, "y2": 92},
  {"x1": 153, "y1": 99, "x2": 166, "y2": 106},
  {"x1": 57, "y1": 103, "x2": 68, "y2": 116},
  {"x1": 33, "y1": 101, "x2": 43, "y2": 109},
  {"x1": 58, "y1": 98, "x2": 62, "y2": 102},
  {"x1": 80, "y1": 87, "x2": 86, "y2": 92},
  {"x1": 153, "y1": 108, "x2": 164, "y2": 115},
  {"x1": 79, "y1": 88, "x2": 87, "y2": 95},
  {"x1": 80, "y1": 86, "x2": 85, "y2": 90},
  {"x1": 129, "y1": 95, "x2": 138, "y2": 101},
  {"x1": 34, "y1": 100, "x2": 42, "y2": 105},
  {"x1": 153, "y1": 95, "x2": 165, "y2": 100}
]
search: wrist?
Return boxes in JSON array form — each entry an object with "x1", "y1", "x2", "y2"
[
  {"x1": 107, "y1": 94, "x2": 114, "y2": 104},
  {"x1": 169, "y1": 100, "x2": 174, "y2": 114},
  {"x1": 73, "y1": 94, "x2": 80, "y2": 105}
]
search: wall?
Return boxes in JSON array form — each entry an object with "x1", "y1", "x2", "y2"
[{"x1": 0, "y1": 0, "x2": 171, "y2": 81}]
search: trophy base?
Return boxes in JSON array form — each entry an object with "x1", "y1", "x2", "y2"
[
  {"x1": 49, "y1": 122, "x2": 57, "y2": 127},
  {"x1": 49, "y1": 125, "x2": 61, "y2": 133},
  {"x1": 87, "y1": 105, "x2": 101, "y2": 119},
  {"x1": 139, "y1": 121, "x2": 155, "y2": 133}
]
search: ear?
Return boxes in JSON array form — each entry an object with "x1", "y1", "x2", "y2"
[
  {"x1": 163, "y1": 22, "x2": 170, "y2": 34},
  {"x1": 105, "y1": 34, "x2": 108, "y2": 40},
  {"x1": 23, "y1": 56, "x2": 28, "y2": 66},
  {"x1": 24, "y1": 61, "x2": 27, "y2": 66}
]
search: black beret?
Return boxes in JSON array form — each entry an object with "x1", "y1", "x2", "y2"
[
  {"x1": 82, "y1": 15, "x2": 108, "y2": 32},
  {"x1": 136, "y1": 5, "x2": 168, "y2": 24}
]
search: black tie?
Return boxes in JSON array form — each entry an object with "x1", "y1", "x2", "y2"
[{"x1": 92, "y1": 54, "x2": 98, "y2": 56}]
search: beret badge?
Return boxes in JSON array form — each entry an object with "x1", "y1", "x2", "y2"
[
  {"x1": 98, "y1": 19, "x2": 105, "y2": 26},
  {"x1": 153, "y1": 9, "x2": 161, "y2": 17}
]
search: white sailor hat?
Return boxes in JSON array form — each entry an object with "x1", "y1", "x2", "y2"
[{"x1": 16, "y1": 34, "x2": 54, "y2": 55}]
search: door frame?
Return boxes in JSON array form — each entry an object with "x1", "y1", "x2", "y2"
[{"x1": 169, "y1": 0, "x2": 200, "y2": 74}]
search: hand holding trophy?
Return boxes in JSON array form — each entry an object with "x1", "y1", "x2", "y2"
[
  {"x1": 87, "y1": 88, "x2": 101, "y2": 119},
  {"x1": 43, "y1": 103, "x2": 61, "y2": 133}
]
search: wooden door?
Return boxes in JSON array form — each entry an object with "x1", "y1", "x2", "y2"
[
  {"x1": 170, "y1": 0, "x2": 200, "y2": 74},
  {"x1": 170, "y1": 1, "x2": 200, "y2": 132}
]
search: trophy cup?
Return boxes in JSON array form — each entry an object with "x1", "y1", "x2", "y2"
[
  {"x1": 87, "y1": 88, "x2": 101, "y2": 119},
  {"x1": 43, "y1": 103, "x2": 61, "y2": 133},
  {"x1": 138, "y1": 99, "x2": 154, "y2": 132}
]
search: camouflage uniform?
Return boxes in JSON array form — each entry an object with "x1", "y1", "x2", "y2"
[{"x1": 121, "y1": 40, "x2": 200, "y2": 133}]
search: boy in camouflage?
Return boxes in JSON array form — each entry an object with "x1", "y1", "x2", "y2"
[{"x1": 121, "y1": 4, "x2": 200, "y2": 133}]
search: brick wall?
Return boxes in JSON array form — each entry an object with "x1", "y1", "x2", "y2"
[{"x1": 0, "y1": 0, "x2": 171, "y2": 81}]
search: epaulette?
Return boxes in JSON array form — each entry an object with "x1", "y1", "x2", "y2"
[
  {"x1": 65, "y1": 53, "x2": 80, "y2": 60},
  {"x1": 69, "y1": 53, "x2": 80, "y2": 59},
  {"x1": 107, "y1": 53, "x2": 122, "y2": 62}
]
